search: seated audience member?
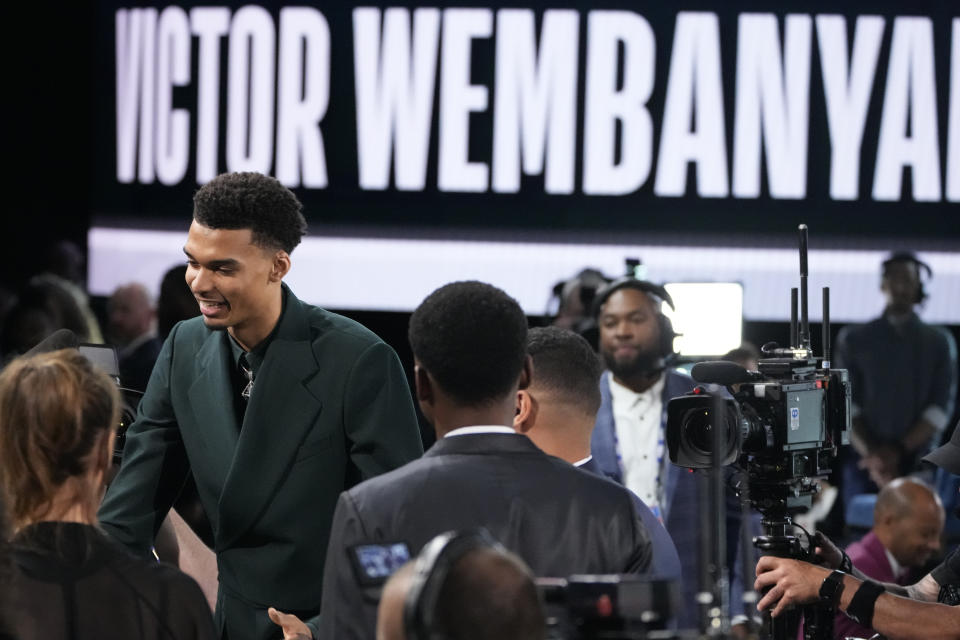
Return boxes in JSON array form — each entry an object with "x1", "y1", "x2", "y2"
[
  {"x1": 0, "y1": 349, "x2": 216, "y2": 640},
  {"x1": 107, "y1": 282, "x2": 162, "y2": 391},
  {"x1": 376, "y1": 530, "x2": 545, "y2": 640},
  {"x1": 156, "y1": 265, "x2": 200, "y2": 341},
  {"x1": 0, "y1": 278, "x2": 89, "y2": 362},
  {"x1": 755, "y1": 423, "x2": 960, "y2": 640},
  {"x1": 271, "y1": 281, "x2": 653, "y2": 640},
  {"x1": 515, "y1": 325, "x2": 681, "y2": 580},
  {"x1": 835, "y1": 477, "x2": 945, "y2": 639}
]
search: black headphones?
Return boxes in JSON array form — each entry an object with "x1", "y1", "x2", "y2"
[
  {"x1": 403, "y1": 529, "x2": 505, "y2": 640},
  {"x1": 881, "y1": 251, "x2": 933, "y2": 304},
  {"x1": 592, "y1": 277, "x2": 678, "y2": 360}
]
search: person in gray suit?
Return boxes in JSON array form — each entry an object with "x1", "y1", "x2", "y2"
[{"x1": 315, "y1": 281, "x2": 654, "y2": 640}]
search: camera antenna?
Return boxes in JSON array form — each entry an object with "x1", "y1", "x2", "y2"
[
  {"x1": 798, "y1": 224, "x2": 812, "y2": 354},
  {"x1": 822, "y1": 287, "x2": 831, "y2": 368},
  {"x1": 790, "y1": 288, "x2": 799, "y2": 349}
]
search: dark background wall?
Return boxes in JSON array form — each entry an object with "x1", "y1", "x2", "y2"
[{"x1": 4, "y1": 2, "x2": 958, "y2": 432}]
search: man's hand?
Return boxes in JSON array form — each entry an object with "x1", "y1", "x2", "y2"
[
  {"x1": 268, "y1": 607, "x2": 312, "y2": 640},
  {"x1": 810, "y1": 532, "x2": 844, "y2": 570},
  {"x1": 754, "y1": 557, "x2": 829, "y2": 618}
]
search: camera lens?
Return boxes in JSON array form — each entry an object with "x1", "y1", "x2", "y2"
[{"x1": 684, "y1": 409, "x2": 715, "y2": 454}]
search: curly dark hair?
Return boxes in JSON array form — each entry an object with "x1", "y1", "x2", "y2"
[
  {"x1": 408, "y1": 281, "x2": 528, "y2": 407},
  {"x1": 527, "y1": 327, "x2": 602, "y2": 416},
  {"x1": 193, "y1": 172, "x2": 307, "y2": 253}
]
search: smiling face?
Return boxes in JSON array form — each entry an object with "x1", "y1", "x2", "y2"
[
  {"x1": 886, "y1": 496, "x2": 944, "y2": 569},
  {"x1": 183, "y1": 220, "x2": 289, "y2": 350}
]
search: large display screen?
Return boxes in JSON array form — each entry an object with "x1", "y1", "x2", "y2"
[{"x1": 89, "y1": 2, "x2": 960, "y2": 321}]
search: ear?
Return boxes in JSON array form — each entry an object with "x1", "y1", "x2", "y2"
[
  {"x1": 413, "y1": 363, "x2": 433, "y2": 405},
  {"x1": 514, "y1": 390, "x2": 537, "y2": 433},
  {"x1": 517, "y1": 355, "x2": 533, "y2": 391},
  {"x1": 270, "y1": 251, "x2": 292, "y2": 282}
]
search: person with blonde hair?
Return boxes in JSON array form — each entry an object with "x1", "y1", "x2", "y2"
[{"x1": 0, "y1": 349, "x2": 215, "y2": 640}]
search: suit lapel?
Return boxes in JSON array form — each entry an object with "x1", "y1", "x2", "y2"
[
  {"x1": 661, "y1": 370, "x2": 696, "y2": 521},
  {"x1": 216, "y1": 290, "x2": 324, "y2": 549},
  {"x1": 591, "y1": 372, "x2": 623, "y2": 483},
  {"x1": 188, "y1": 331, "x2": 241, "y2": 492}
]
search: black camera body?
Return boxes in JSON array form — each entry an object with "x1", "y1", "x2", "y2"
[
  {"x1": 538, "y1": 575, "x2": 678, "y2": 640},
  {"x1": 666, "y1": 355, "x2": 850, "y2": 513}
]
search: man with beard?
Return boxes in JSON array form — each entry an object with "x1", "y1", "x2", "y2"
[{"x1": 589, "y1": 278, "x2": 745, "y2": 631}]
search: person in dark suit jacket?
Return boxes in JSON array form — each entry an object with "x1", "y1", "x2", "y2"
[
  {"x1": 514, "y1": 326, "x2": 681, "y2": 581},
  {"x1": 312, "y1": 281, "x2": 654, "y2": 640},
  {"x1": 97, "y1": 172, "x2": 423, "y2": 640},
  {"x1": 588, "y1": 278, "x2": 744, "y2": 630}
]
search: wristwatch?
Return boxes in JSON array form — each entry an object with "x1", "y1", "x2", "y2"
[{"x1": 819, "y1": 569, "x2": 846, "y2": 606}]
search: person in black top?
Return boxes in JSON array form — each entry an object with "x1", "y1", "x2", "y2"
[
  {"x1": 0, "y1": 349, "x2": 216, "y2": 640},
  {"x1": 754, "y1": 422, "x2": 960, "y2": 639}
]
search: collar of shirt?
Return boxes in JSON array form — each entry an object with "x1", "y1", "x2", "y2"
[
  {"x1": 884, "y1": 545, "x2": 906, "y2": 581},
  {"x1": 118, "y1": 331, "x2": 157, "y2": 359},
  {"x1": 227, "y1": 289, "x2": 288, "y2": 377},
  {"x1": 572, "y1": 455, "x2": 593, "y2": 467},
  {"x1": 444, "y1": 426, "x2": 518, "y2": 438},
  {"x1": 608, "y1": 373, "x2": 665, "y2": 407}
]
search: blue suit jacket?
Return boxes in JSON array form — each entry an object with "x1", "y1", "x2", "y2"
[{"x1": 591, "y1": 369, "x2": 744, "y2": 629}]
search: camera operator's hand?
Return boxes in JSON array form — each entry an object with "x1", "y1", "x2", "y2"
[
  {"x1": 754, "y1": 557, "x2": 828, "y2": 617},
  {"x1": 811, "y1": 532, "x2": 844, "y2": 570}
]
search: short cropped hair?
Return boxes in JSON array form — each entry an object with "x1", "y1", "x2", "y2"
[
  {"x1": 408, "y1": 281, "x2": 527, "y2": 406},
  {"x1": 527, "y1": 327, "x2": 602, "y2": 416},
  {"x1": 0, "y1": 349, "x2": 120, "y2": 530},
  {"x1": 434, "y1": 547, "x2": 545, "y2": 640},
  {"x1": 193, "y1": 172, "x2": 307, "y2": 253}
]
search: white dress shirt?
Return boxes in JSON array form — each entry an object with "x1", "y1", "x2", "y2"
[{"x1": 609, "y1": 374, "x2": 665, "y2": 515}]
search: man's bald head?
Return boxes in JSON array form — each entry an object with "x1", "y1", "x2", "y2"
[
  {"x1": 873, "y1": 477, "x2": 944, "y2": 569},
  {"x1": 377, "y1": 563, "x2": 415, "y2": 640},
  {"x1": 376, "y1": 546, "x2": 545, "y2": 640},
  {"x1": 107, "y1": 283, "x2": 155, "y2": 346}
]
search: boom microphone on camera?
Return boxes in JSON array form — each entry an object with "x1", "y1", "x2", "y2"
[
  {"x1": 25, "y1": 328, "x2": 80, "y2": 356},
  {"x1": 691, "y1": 361, "x2": 762, "y2": 386}
]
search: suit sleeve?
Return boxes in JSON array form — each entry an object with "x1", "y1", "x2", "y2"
[
  {"x1": 621, "y1": 492, "x2": 654, "y2": 575},
  {"x1": 98, "y1": 324, "x2": 191, "y2": 556},
  {"x1": 631, "y1": 494, "x2": 681, "y2": 581},
  {"x1": 342, "y1": 341, "x2": 423, "y2": 483},
  {"x1": 310, "y1": 492, "x2": 377, "y2": 640}
]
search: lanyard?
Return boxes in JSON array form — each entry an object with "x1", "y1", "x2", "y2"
[{"x1": 610, "y1": 395, "x2": 668, "y2": 522}]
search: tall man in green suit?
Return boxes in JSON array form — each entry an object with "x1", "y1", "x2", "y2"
[{"x1": 98, "y1": 172, "x2": 423, "y2": 640}]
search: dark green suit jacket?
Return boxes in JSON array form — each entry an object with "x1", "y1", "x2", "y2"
[{"x1": 99, "y1": 284, "x2": 422, "y2": 640}]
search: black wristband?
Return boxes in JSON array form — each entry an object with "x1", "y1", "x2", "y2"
[
  {"x1": 845, "y1": 579, "x2": 885, "y2": 629},
  {"x1": 838, "y1": 550, "x2": 853, "y2": 574}
]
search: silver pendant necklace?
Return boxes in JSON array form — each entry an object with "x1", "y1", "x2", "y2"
[{"x1": 241, "y1": 363, "x2": 254, "y2": 400}]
